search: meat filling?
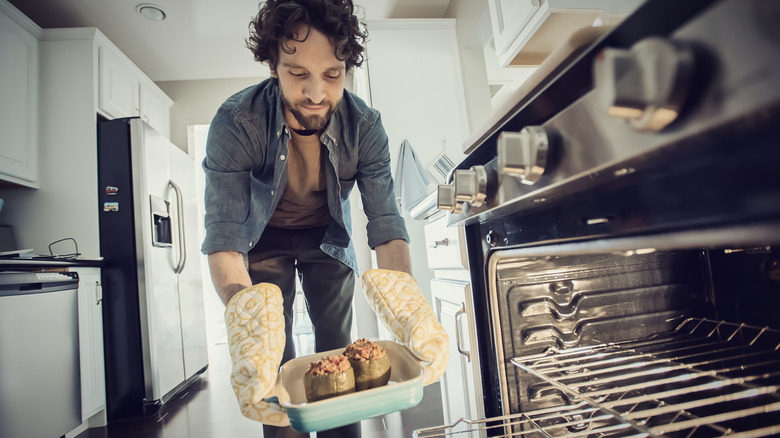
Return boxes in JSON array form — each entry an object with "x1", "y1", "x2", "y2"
[
  {"x1": 345, "y1": 338, "x2": 387, "y2": 361},
  {"x1": 306, "y1": 354, "x2": 351, "y2": 376}
]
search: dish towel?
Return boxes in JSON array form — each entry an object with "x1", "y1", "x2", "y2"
[{"x1": 394, "y1": 139, "x2": 433, "y2": 216}]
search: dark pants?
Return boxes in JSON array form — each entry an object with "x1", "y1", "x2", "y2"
[{"x1": 247, "y1": 226, "x2": 361, "y2": 438}]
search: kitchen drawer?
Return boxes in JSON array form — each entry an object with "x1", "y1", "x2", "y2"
[{"x1": 424, "y1": 213, "x2": 468, "y2": 271}]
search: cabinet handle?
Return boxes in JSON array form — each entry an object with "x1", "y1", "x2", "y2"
[
  {"x1": 429, "y1": 238, "x2": 449, "y2": 248},
  {"x1": 455, "y1": 304, "x2": 470, "y2": 362},
  {"x1": 95, "y1": 281, "x2": 102, "y2": 305}
]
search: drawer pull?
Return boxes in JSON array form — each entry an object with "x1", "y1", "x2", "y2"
[
  {"x1": 430, "y1": 238, "x2": 449, "y2": 248},
  {"x1": 96, "y1": 281, "x2": 103, "y2": 305},
  {"x1": 455, "y1": 305, "x2": 470, "y2": 362}
]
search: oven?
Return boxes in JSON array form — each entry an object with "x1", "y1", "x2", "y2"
[{"x1": 415, "y1": 0, "x2": 780, "y2": 436}]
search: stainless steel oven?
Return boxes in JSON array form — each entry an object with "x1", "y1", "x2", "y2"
[{"x1": 416, "y1": 0, "x2": 780, "y2": 436}]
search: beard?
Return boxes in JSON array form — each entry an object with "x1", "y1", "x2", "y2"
[{"x1": 280, "y1": 91, "x2": 339, "y2": 131}]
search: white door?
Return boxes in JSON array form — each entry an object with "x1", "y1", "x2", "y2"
[
  {"x1": 133, "y1": 119, "x2": 185, "y2": 400},
  {"x1": 169, "y1": 143, "x2": 209, "y2": 379}
]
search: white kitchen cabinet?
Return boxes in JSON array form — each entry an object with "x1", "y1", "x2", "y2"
[
  {"x1": 72, "y1": 267, "x2": 106, "y2": 420},
  {"x1": 98, "y1": 39, "x2": 173, "y2": 138},
  {"x1": 139, "y1": 79, "x2": 173, "y2": 139},
  {"x1": 98, "y1": 44, "x2": 140, "y2": 119},
  {"x1": 487, "y1": 0, "x2": 638, "y2": 67},
  {"x1": 424, "y1": 213, "x2": 468, "y2": 272},
  {"x1": 424, "y1": 212, "x2": 484, "y2": 436},
  {"x1": 488, "y1": 0, "x2": 543, "y2": 64},
  {"x1": 0, "y1": 0, "x2": 40, "y2": 188},
  {"x1": 431, "y1": 279, "x2": 484, "y2": 438}
]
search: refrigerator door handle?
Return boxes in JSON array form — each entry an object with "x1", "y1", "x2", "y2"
[{"x1": 169, "y1": 180, "x2": 187, "y2": 274}]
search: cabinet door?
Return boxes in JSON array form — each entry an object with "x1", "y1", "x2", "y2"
[
  {"x1": 98, "y1": 45, "x2": 140, "y2": 119},
  {"x1": 73, "y1": 267, "x2": 106, "y2": 420},
  {"x1": 488, "y1": 0, "x2": 623, "y2": 67},
  {"x1": 431, "y1": 279, "x2": 483, "y2": 437},
  {"x1": 140, "y1": 81, "x2": 173, "y2": 139},
  {"x1": 487, "y1": 0, "x2": 542, "y2": 63},
  {"x1": 0, "y1": 8, "x2": 38, "y2": 187}
]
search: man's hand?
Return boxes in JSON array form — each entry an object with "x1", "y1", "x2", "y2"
[
  {"x1": 224, "y1": 283, "x2": 289, "y2": 426},
  {"x1": 361, "y1": 269, "x2": 449, "y2": 385}
]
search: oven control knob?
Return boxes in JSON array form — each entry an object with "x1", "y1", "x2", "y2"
[
  {"x1": 437, "y1": 183, "x2": 462, "y2": 214},
  {"x1": 453, "y1": 165, "x2": 488, "y2": 207},
  {"x1": 593, "y1": 36, "x2": 694, "y2": 131},
  {"x1": 497, "y1": 126, "x2": 549, "y2": 185},
  {"x1": 437, "y1": 165, "x2": 489, "y2": 213}
]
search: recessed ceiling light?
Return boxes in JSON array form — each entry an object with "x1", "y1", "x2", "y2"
[{"x1": 136, "y1": 4, "x2": 166, "y2": 21}]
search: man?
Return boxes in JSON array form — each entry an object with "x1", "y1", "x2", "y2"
[{"x1": 201, "y1": 1, "x2": 448, "y2": 437}]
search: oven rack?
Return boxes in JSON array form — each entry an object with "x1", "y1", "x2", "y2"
[{"x1": 414, "y1": 318, "x2": 780, "y2": 437}]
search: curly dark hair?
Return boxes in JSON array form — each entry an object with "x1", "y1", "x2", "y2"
[{"x1": 246, "y1": 0, "x2": 367, "y2": 74}]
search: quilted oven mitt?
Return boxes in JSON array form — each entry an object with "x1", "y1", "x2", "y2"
[
  {"x1": 224, "y1": 283, "x2": 289, "y2": 426},
  {"x1": 361, "y1": 269, "x2": 449, "y2": 385}
]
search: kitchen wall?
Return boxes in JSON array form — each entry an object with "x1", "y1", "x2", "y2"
[
  {"x1": 445, "y1": 0, "x2": 494, "y2": 134},
  {"x1": 157, "y1": 77, "x2": 266, "y2": 153}
]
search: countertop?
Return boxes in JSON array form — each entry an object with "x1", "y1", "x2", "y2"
[
  {"x1": 409, "y1": 190, "x2": 439, "y2": 221},
  {"x1": 0, "y1": 258, "x2": 105, "y2": 271}
]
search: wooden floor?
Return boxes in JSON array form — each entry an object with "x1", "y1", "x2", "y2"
[{"x1": 74, "y1": 342, "x2": 445, "y2": 438}]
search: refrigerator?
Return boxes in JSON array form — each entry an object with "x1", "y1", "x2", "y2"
[{"x1": 97, "y1": 117, "x2": 208, "y2": 421}]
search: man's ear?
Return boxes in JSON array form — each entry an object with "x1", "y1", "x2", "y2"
[{"x1": 270, "y1": 67, "x2": 278, "y2": 79}]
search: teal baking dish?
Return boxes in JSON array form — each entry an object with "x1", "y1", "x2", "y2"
[{"x1": 265, "y1": 340, "x2": 426, "y2": 432}]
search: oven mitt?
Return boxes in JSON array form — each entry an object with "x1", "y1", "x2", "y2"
[
  {"x1": 224, "y1": 283, "x2": 289, "y2": 426},
  {"x1": 361, "y1": 269, "x2": 449, "y2": 385}
]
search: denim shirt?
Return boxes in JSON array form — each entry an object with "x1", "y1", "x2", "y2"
[{"x1": 201, "y1": 78, "x2": 409, "y2": 273}]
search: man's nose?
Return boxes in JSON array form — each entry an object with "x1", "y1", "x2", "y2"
[{"x1": 303, "y1": 77, "x2": 326, "y2": 104}]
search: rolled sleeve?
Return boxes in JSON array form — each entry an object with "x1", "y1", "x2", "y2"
[
  {"x1": 356, "y1": 115, "x2": 410, "y2": 249},
  {"x1": 366, "y1": 215, "x2": 409, "y2": 249},
  {"x1": 201, "y1": 220, "x2": 250, "y2": 255}
]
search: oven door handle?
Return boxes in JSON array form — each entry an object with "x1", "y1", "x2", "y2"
[{"x1": 455, "y1": 304, "x2": 471, "y2": 362}]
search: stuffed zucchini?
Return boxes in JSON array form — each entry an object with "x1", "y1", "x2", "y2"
[
  {"x1": 303, "y1": 354, "x2": 356, "y2": 402},
  {"x1": 344, "y1": 339, "x2": 391, "y2": 391}
]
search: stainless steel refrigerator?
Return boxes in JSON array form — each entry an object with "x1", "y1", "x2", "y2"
[{"x1": 97, "y1": 117, "x2": 208, "y2": 421}]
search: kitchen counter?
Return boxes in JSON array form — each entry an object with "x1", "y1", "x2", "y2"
[{"x1": 0, "y1": 258, "x2": 105, "y2": 270}]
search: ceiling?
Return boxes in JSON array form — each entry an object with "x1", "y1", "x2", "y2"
[{"x1": 8, "y1": 0, "x2": 453, "y2": 82}]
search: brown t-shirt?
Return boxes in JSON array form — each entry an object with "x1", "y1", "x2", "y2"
[{"x1": 268, "y1": 132, "x2": 331, "y2": 229}]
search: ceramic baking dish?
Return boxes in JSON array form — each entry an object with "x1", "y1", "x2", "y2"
[{"x1": 263, "y1": 340, "x2": 427, "y2": 432}]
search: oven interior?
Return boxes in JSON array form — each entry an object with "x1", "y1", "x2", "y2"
[
  {"x1": 495, "y1": 243, "x2": 779, "y2": 436},
  {"x1": 417, "y1": 234, "x2": 780, "y2": 437}
]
